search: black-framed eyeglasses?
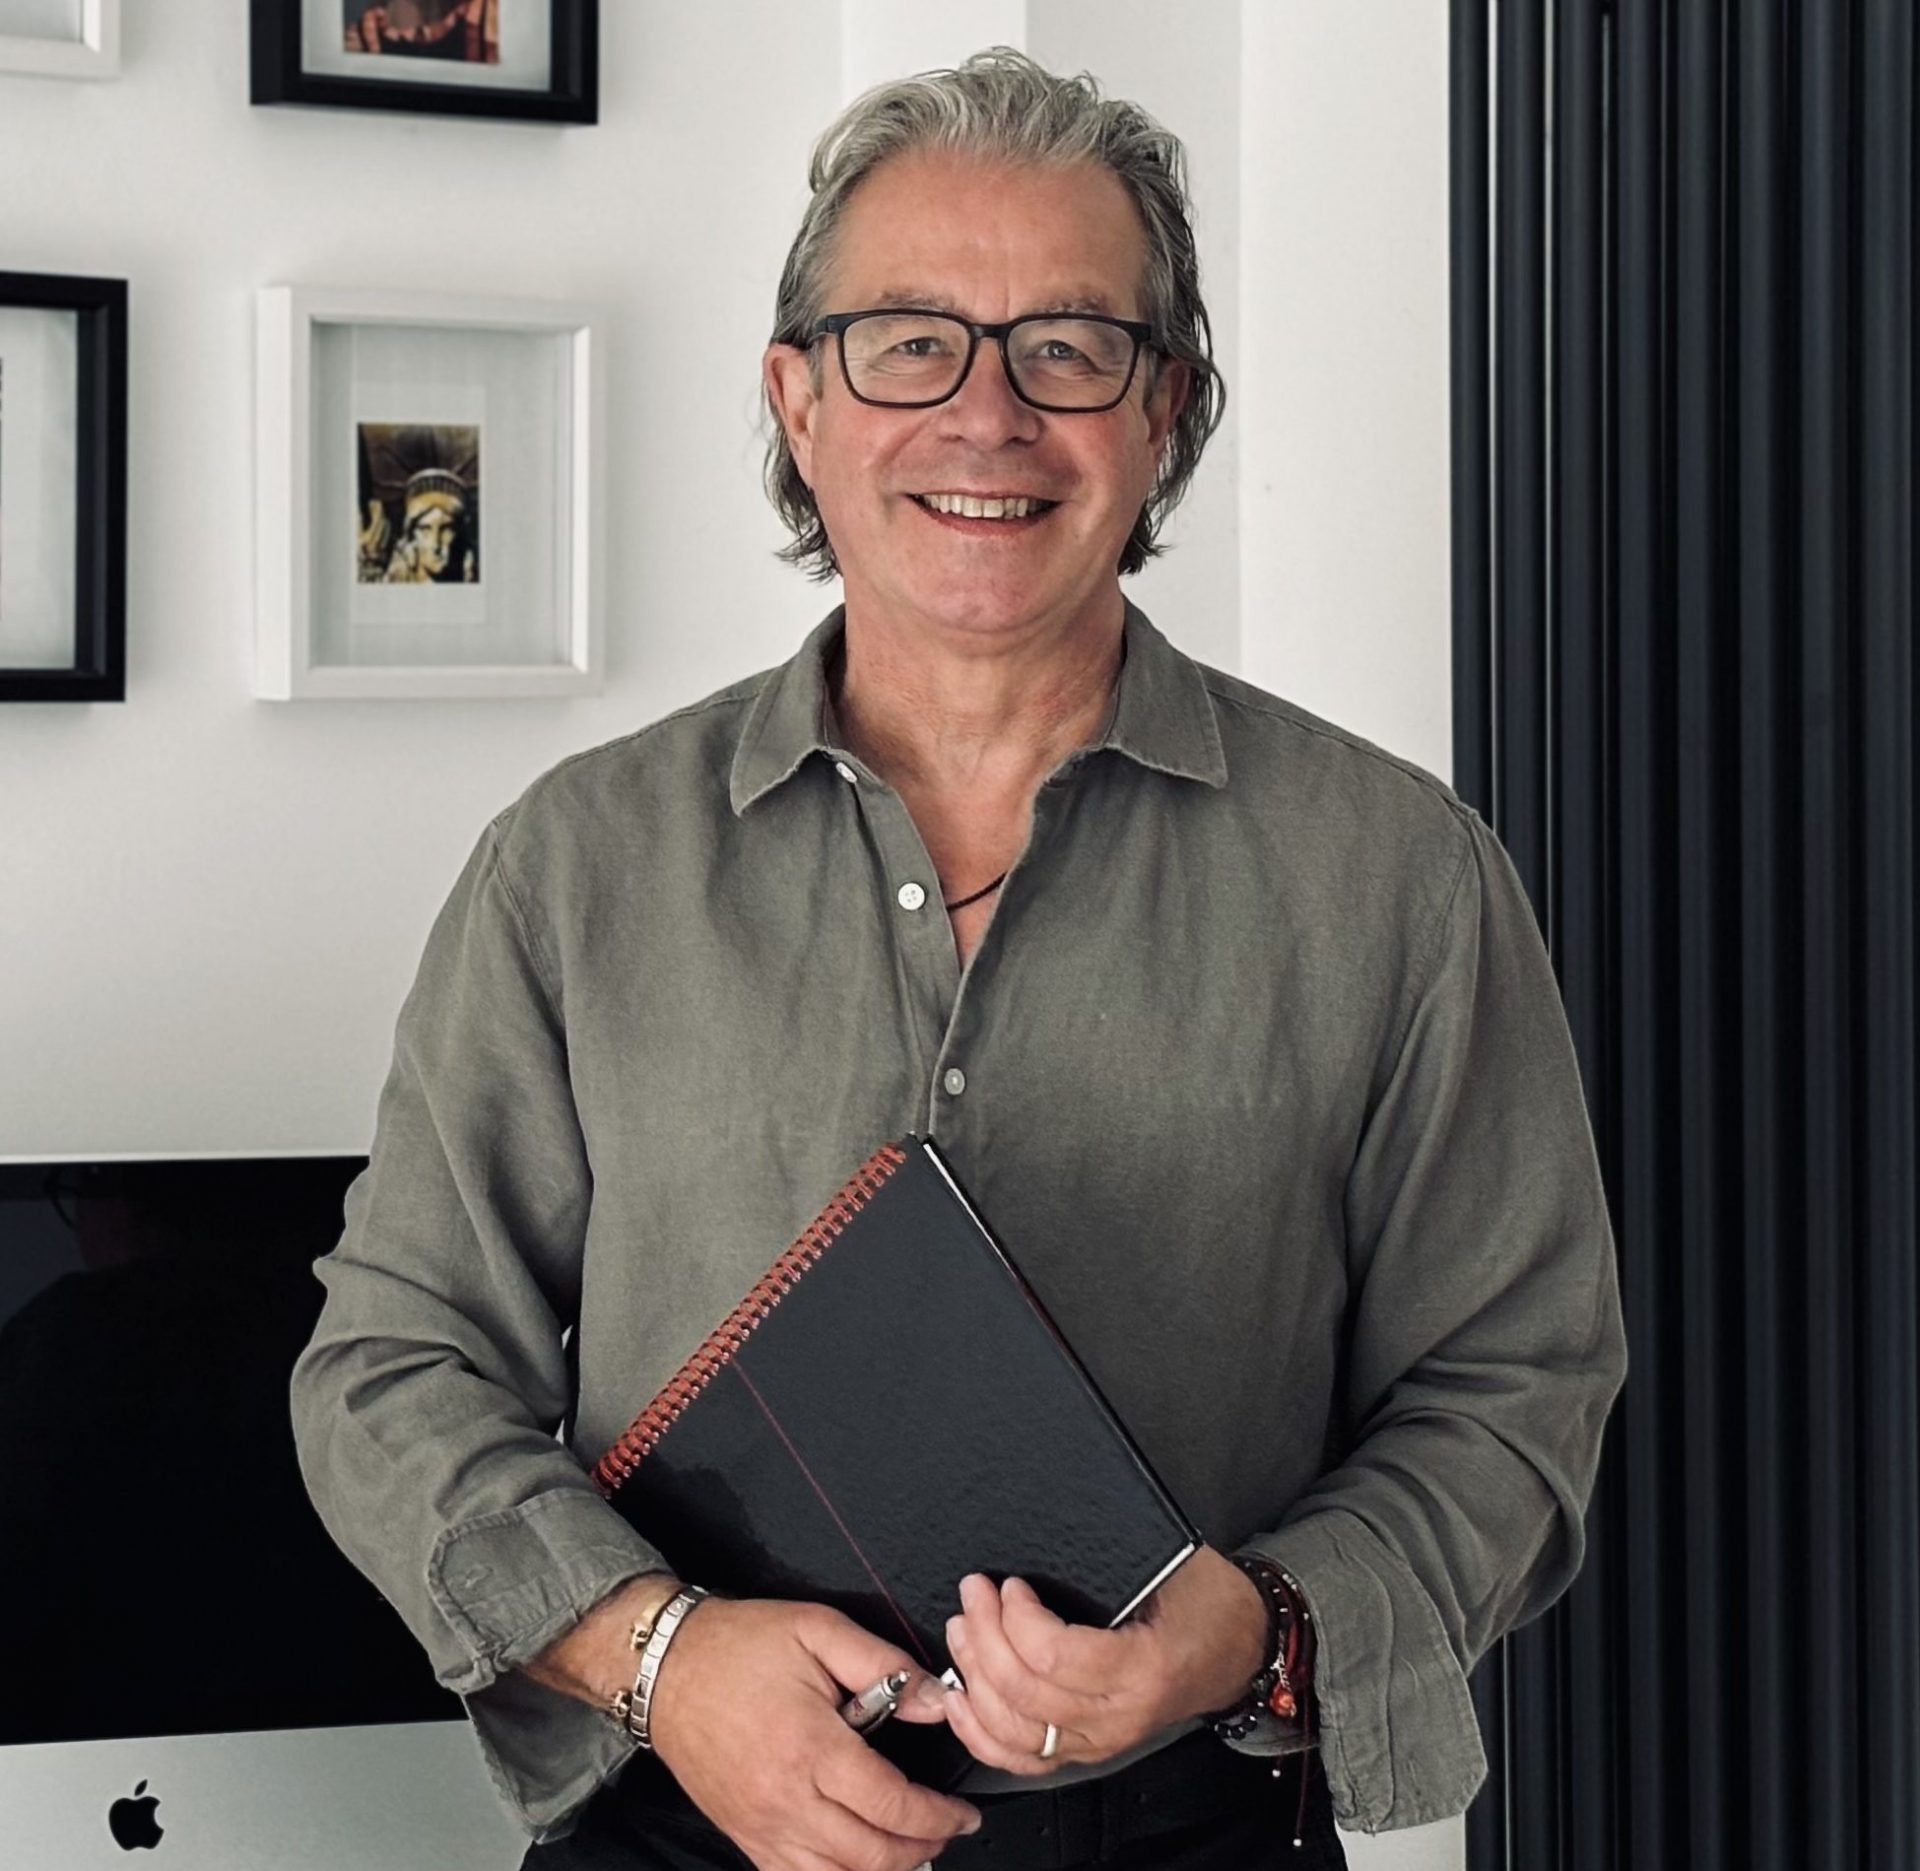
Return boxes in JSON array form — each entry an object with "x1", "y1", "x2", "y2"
[{"x1": 811, "y1": 309, "x2": 1156, "y2": 412}]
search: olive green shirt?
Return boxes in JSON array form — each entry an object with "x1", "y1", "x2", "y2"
[{"x1": 290, "y1": 601, "x2": 1626, "y2": 1843}]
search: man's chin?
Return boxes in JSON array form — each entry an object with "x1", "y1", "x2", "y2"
[{"x1": 895, "y1": 586, "x2": 1098, "y2": 643}]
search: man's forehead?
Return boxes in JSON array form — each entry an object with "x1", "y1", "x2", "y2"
[{"x1": 822, "y1": 152, "x2": 1147, "y2": 317}]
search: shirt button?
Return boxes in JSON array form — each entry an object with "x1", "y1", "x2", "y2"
[
  {"x1": 897, "y1": 882, "x2": 927, "y2": 911},
  {"x1": 942, "y1": 1067, "x2": 967, "y2": 1097},
  {"x1": 834, "y1": 761, "x2": 858, "y2": 784}
]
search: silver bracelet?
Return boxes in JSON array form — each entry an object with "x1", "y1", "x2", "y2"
[{"x1": 608, "y1": 1585, "x2": 710, "y2": 1750}]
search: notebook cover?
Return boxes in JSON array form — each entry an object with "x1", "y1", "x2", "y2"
[{"x1": 590, "y1": 1137, "x2": 1201, "y2": 1791}]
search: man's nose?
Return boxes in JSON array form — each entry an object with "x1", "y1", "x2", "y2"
[{"x1": 937, "y1": 338, "x2": 1044, "y2": 442}]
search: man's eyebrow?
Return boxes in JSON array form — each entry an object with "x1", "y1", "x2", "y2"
[{"x1": 864, "y1": 287, "x2": 1126, "y2": 317}]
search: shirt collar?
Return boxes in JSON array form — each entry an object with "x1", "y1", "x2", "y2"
[{"x1": 728, "y1": 598, "x2": 1228, "y2": 816}]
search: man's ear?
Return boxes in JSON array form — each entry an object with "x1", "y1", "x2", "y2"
[
  {"x1": 1144, "y1": 356, "x2": 1191, "y2": 457},
  {"x1": 763, "y1": 343, "x2": 822, "y2": 488}
]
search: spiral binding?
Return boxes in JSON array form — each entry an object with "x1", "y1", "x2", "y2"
[{"x1": 589, "y1": 1140, "x2": 911, "y2": 1497}]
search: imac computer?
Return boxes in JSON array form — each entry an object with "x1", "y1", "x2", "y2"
[{"x1": 0, "y1": 1155, "x2": 526, "y2": 1869}]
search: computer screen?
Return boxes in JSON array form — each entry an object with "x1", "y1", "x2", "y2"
[
  {"x1": 0, "y1": 1155, "x2": 459, "y2": 1748},
  {"x1": 0, "y1": 1155, "x2": 530, "y2": 1868}
]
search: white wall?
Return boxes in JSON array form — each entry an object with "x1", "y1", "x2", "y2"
[
  {"x1": 0, "y1": 11, "x2": 1459, "y2": 1859},
  {"x1": 1239, "y1": 1, "x2": 1454, "y2": 778},
  {"x1": 0, "y1": 0, "x2": 1449, "y2": 1163},
  {"x1": 0, "y1": 2, "x2": 843, "y2": 1158}
]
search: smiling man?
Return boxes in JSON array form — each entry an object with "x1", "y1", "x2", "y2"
[{"x1": 292, "y1": 48, "x2": 1625, "y2": 1871}]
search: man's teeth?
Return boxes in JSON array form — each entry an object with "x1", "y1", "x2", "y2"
[{"x1": 916, "y1": 493, "x2": 1048, "y2": 519}]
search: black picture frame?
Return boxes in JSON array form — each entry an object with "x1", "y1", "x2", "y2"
[
  {"x1": 251, "y1": 1, "x2": 598, "y2": 124},
  {"x1": 0, "y1": 272, "x2": 127, "y2": 705}
]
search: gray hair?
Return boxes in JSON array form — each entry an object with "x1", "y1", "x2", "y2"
[{"x1": 762, "y1": 46, "x2": 1226, "y2": 582}]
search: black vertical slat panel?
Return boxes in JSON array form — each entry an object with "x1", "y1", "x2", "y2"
[
  {"x1": 1613, "y1": 4, "x2": 1680, "y2": 1867},
  {"x1": 1856, "y1": 7, "x2": 1918, "y2": 1870},
  {"x1": 1553, "y1": 4, "x2": 1620, "y2": 1858},
  {"x1": 1550, "y1": 5, "x2": 1618, "y2": 1865},
  {"x1": 1450, "y1": 10, "x2": 1510, "y2": 1865},
  {"x1": 1454, "y1": 0, "x2": 1917, "y2": 1863},
  {"x1": 1600, "y1": 0, "x2": 1623, "y2": 1364},
  {"x1": 1795, "y1": 4, "x2": 1859, "y2": 1865},
  {"x1": 1494, "y1": 1, "x2": 1563, "y2": 1865},
  {"x1": 1551, "y1": 0, "x2": 1608, "y2": 1169},
  {"x1": 1671, "y1": 5, "x2": 1735, "y2": 1868},
  {"x1": 1452, "y1": 0, "x2": 1495, "y2": 825},
  {"x1": 1731, "y1": 0, "x2": 1795, "y2": 1856},
  {"x1": 1495, "y1": 0, "x2": 1549, "y2": 899}
]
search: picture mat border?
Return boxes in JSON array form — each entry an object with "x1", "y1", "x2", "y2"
[
  {"x1": 249, "y1": 0, "x2": 596, "y2": 123},
  {"x1": 0, "y1": 270, "x2": 126, "y2": 703},
  {"x1": 255, "y1": 284, "x2": 604, "y2": 701},
  {"x1": 0, "y1": 0, "x2": 118, "y2": 78}
]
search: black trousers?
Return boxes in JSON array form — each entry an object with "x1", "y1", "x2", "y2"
[{"x1": 522, "y1": 1729, "x2": 1347, "y2": 1870}]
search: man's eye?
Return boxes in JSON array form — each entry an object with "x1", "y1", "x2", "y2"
[{"x1": 892, "y1": 337, "x2": 955, "y2": 358}]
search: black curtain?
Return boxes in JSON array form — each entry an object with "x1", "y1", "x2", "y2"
[{"x1": 1449, "y1": 3, "x2": 1915, "y2": 1868}]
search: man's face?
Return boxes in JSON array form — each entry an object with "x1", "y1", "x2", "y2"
[{"x1": 765, "y1": 150, "x2": 1189, "y2": 649}]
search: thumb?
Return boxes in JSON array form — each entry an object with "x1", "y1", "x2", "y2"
[
  {"x1": 893, "y1": 1671, "x2": 954, "y2": 1722},
  {"x1": 799, "y1": 1605, "x2": 951, "y2": 1724}
]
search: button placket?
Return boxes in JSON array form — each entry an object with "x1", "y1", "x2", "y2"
[
  {"x1": 851, "y1": 775, "x2": 962, "y2": 1098},
  {"x1": 922, "y1": 781, "x2": 1072, "y2": 1131}
]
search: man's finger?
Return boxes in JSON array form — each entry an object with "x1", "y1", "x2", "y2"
[
  {"x1": 813, "y1": 1732, "x2": 981, "y2": 1843},
  {"x1": 949, "y1": 1578, "x2": 1086, "y2": 1724},
  {"x1": 996, "y1": 1575, "x2": 1125, "y2": 1696},
  {"x1": 947, "y1": 1611, "x2": 1081, "y2": 1759},
  {"x1": 789, "y1": 1599, "x2": 944, "y2": 1725},
  {"x1": 942, "y1": 1675, "x2": 1051, "y2": 1775},
  {"x1": 805, "y1": 1802, "x2": 955, "y2": 1871}
]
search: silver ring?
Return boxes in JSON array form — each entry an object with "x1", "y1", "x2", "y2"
[{"x1": 1039, "y1": 1722, "x2": 1059, "y2": 1760}]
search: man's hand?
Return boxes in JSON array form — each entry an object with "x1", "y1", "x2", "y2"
[
  {"x1": 941, "y1": 1545, "x2": 1268, "y2": 1775},
  {"x1": 647, "y1": 1596, "x2": 983, "y2": 1871}
]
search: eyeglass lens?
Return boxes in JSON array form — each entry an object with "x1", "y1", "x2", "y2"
[{"x1": 840, "y1": 314, "x2": 1137, "y2": 407}]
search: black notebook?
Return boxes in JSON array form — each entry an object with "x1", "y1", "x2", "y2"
[{"x1": 590, "y1": 1136, "x2": 1201, "y2": 1791}]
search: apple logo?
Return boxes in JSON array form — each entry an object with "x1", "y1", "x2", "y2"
[{"x1": 107, "y1": 1779, "x2": 163, "y2": 1852}]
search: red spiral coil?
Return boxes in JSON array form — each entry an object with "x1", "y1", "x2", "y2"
[{"x1": 589, "y1": 1140, "x2": 910, "y2": 1497}]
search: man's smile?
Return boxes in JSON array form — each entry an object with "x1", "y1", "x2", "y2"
[{"x1": 907, "y1": 490, "x2": 1062, "y2": 529}]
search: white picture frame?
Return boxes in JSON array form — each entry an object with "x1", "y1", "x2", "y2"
[
  {"x1": 0, "y1": 0, "x2": 120, "y2": 79},
  {"x1": 255, "y1": 284, "x2": 605, "y2": 701}
]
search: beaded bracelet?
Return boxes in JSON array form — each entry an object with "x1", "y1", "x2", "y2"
[{"x1": 1202, "y1": 1553, "x2": 1316, "y2": 1742}]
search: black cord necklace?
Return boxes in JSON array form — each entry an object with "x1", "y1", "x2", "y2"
[
  {"x1": 933, "y1": 668, "x2": 1121, "y2": 918},
  {"x1": 943, "y1": 872, "x2": 1008, "y2": 913}
]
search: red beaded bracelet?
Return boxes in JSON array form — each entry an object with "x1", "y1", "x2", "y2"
[{"x1": 1202, "y1": 1552, "x2": 1317, "y2": 1740}]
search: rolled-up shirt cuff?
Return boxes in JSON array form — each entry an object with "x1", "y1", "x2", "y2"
[
  {"x1": 1234, "y1": 1514, "x2": 1488, "y2": 1833},
  {"x1": 425, "y1": 1484, "x2": 674, "y2": 1840}
]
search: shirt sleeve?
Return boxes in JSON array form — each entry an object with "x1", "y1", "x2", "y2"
[
  {"x1": 1223, "y1": 806, "x2": 1627, "y2": 1833},
  {"x1": 289, "y1": 818, "x2": 667, "y2": 1843}
]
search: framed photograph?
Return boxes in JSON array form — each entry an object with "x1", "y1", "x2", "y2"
[
  {"x1": 250, "y1": 1, "x2": 596, "y2": 123},
  {"x1": 255, "y1": 285, "x2": 604, "y2": 700},
  {"x1": 0, "y1": 272, "x2": 126, "y2": 704},
  {"x1": 0, "y1": 0, "x2": 119, "y2": 79}
]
